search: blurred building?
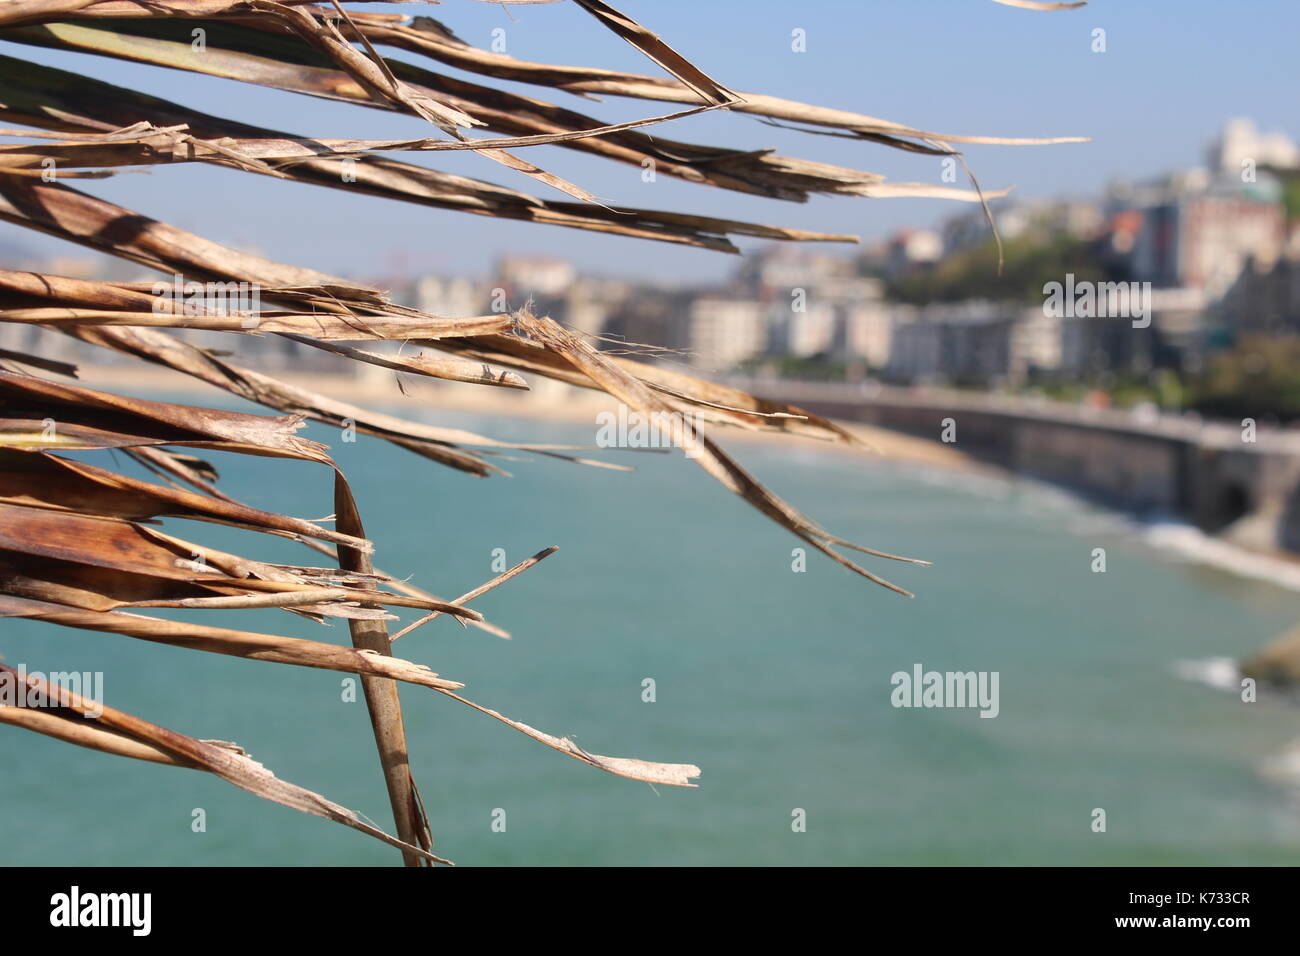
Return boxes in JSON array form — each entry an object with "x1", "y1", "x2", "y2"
[
  {"x1": 1106, "y1": 169, "x2": 1286, "y2": 298},
  {"x1": 688, "y1": 297, "x2": 767, "y2": 370},
  {"x1": 736, "y1": 245, "x2": 858, "y2": 294},
  {"x1": 496, "y1": 256, "x2": 575, "y2": 298},
  {"x1": 837, "y1": 298, "x2": 895, "y2": 368},
  {"x1": 413, "y1": 275, "x2": 488, "y2": 317},
  {"x1": 1208, "y1": 118, "x2": 1300, "y2": 175},
  {"x1": 1217, "y1": 252, "x2": 1300, "y2": 338},
  {"x1": 768, "y1": 301, "x2": 836, "y2": 358},
  {"x1": 886, "y1": 302, "x2": 1042, "y2": 387},
  {"x1": 942, "y1": 199, "x2": 1102, "y2": 255},
  {"x1": 885, "y1": 229, "x2": 944, "y2": 275}
]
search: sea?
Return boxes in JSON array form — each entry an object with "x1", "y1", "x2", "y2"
[{"x1": 5, "y1": 406, "x2": 1300, "y2": 866}]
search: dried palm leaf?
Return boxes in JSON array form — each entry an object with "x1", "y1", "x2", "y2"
[
  {"x1": 0, "y1": 17, "x2": 1020, "y2": 204},
  {"x1": 0, "y1": 0, "x2": 1078, "y2": 865}
]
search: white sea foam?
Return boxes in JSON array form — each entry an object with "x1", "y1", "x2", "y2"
[
  {"x1": 909, "y1": 458, "x2": 1300, "y2": 592},
  {"x1": 1142, "y1": 521, "x2": 1300, "y2": 592},
  {"x1": 1260, "y1": 740, "x2": 1300, "y2": 801},
  {"x1": 1172, "y1": 656, "x2": 1242, "y2": 692}
]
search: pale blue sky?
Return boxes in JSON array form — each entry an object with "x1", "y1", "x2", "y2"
[{"x1": 5, "y1": 0, "x2": 1298, "y2": 282}]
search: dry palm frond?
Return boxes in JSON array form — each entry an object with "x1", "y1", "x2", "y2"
[
  {"x1": 0, "y1": 0, "x2": 1080, "y2": 864},
  {"x1": 0, "y1": 661, "x2": 452, "y2": 864},
  {"x1": 991, "y1": 1, "x2": 1087, "y2": 11},
  {"x1": 0, "y1": 16, "x2": 1035, "y2": 205},
  {"x1": 0, "y1": 56, "x2": 855, "y2": 251}
]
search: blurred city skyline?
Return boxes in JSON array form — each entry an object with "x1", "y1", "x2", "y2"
[{"x1": 14, "y1": 112, "x2": 1300, "y2": 420}]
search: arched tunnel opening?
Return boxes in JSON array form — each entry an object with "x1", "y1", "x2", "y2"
[{"x1": 1211, "y1": 482, "x2": 1252, "y2": 532}]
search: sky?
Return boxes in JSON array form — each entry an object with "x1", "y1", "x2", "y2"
[{"x1": 4, "y1": 0, "x2": 1299, "y2": 283}]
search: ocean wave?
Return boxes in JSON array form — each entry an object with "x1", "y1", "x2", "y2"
[
  {"x1": 902, "y1": 462, "x2": 1300, "y2": 592},
  {"x1": 1172, "y1": 656, "x2": 1242, "y2": 692},
  {"x1": 1143, "y1": 522, "x2": 1300, "y2": 592}
]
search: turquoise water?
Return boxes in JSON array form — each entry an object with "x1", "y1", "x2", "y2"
[{"x1": 5, "y1": 408, "x2": 1300, "y2": 866}]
